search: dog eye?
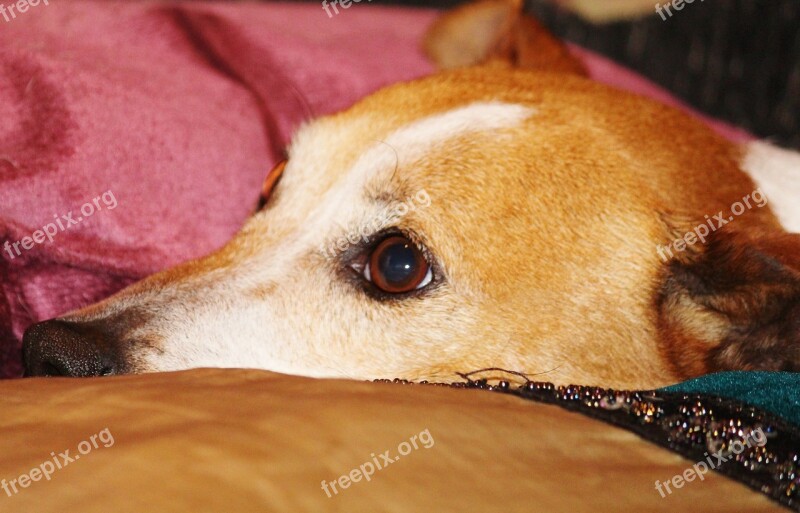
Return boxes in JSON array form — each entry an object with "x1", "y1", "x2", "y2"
[{"x1": 363, "y1": 236, "x2": 432, "y2": 294}]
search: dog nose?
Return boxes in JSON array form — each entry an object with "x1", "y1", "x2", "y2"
[{"x1": 22, "y1": 320, "x2": 119, "y2": 377}]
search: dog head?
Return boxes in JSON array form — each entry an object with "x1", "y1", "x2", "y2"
[{"x1": 22, "y1": 1, "x2": 800, "y2": 387}]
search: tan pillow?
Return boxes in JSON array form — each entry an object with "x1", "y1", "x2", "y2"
[{"x1": 0, "y1": 369, "x2": 782, "y2": 512}]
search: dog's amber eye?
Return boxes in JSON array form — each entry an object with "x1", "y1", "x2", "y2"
[{"x1": 365, "y1": 236, "x2": 432, "y2": 294}]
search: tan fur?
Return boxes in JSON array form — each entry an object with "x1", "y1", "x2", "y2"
[{"x1": 22, "y1": 1, "x2": 800, "y2": 388}]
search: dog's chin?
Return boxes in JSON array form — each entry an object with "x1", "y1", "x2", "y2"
[
  {"x1": 130, "y1": 354, "x2": 462, "y2": 383},
  {"x1": 130, "y1": 350, "x2": 352, "y2": 380}
]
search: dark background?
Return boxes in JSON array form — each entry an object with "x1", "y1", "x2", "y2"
[{"x1": 348, "y1": 0, "x2": 800, "y2": 149}]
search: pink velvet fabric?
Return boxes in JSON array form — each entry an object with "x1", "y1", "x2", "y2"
[{"x1": 0, "y1": 1, "x2": 752, "y2": 378}]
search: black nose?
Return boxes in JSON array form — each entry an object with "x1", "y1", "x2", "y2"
[{"x1": 22, "y1": 320, "x2": 120, "y2": 377}]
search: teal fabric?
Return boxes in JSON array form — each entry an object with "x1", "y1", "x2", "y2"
[{"x1": 662, "y1": 371, "x2": 800, "y2": 426}]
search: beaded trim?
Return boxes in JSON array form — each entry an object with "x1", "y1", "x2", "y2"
[{"x1": 376, "y1": 374, "x2": 800, "y2": 511}]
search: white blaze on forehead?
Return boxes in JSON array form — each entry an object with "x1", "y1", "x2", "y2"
[
  {"x1": 307, "y1": 101, "x2": 536, "y2": 230},
  {"x1": 381, "y1": 100, "x2": 536, "y2": 155},
  {"x1": 741, "y1": 141, "x2": 800, "y2": 233}
]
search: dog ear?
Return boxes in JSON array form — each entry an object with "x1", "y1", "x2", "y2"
[
  {"x1": 256, "y1": 159, "x2": 287, "y2": 211},
  {"x1": 657, "y1": 224, "x2": 800, "y2": 377},
  {"x1": 423, "y1": 0, "x2": 587, "y2": 75}
]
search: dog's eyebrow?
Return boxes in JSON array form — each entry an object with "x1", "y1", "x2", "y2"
[
  {"x1": 364, "y1": 141, "x2": 403, "y2": 205},
  {"x1": 371, "y1": 191, "x2": 404, "y2": 205}
]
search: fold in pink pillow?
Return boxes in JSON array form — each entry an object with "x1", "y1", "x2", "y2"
[{"x1": 0, "y1": 1, "x2": 752, "y2": 378}]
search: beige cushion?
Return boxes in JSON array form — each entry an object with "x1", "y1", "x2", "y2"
[{"x1": 0, "y1": 369, "x2": 782, "y2": 512}]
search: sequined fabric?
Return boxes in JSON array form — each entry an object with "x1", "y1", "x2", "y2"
[{"x1": 378, "y1": 377, "x2": 800, "y2": 511}]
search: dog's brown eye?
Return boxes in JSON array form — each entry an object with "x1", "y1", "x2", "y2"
[{"x1": 365, "y1": 236, "x2": 432, "y2": 294}]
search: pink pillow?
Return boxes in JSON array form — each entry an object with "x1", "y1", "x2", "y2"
[{"x1": 0, "y1": 1, "x2": 752, "y2": 378}]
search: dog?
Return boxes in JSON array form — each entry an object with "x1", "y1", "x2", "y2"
[{"x1": 21, "y1": 0, "x2": 800, "y2": 388}]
